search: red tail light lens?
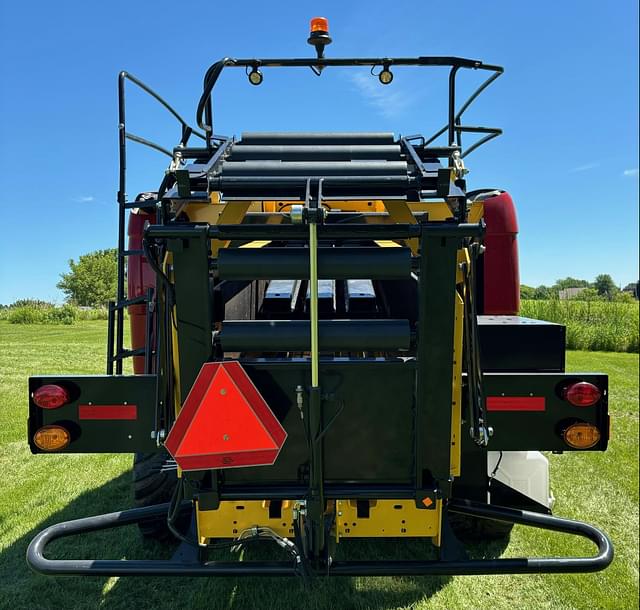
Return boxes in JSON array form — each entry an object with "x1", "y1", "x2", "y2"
[
  {"x1": 32, "y1": 384, "x2": 70, "y2": 409},
  {"x1": 563, "y1": 381, "x2": 601, "y2": 407}
]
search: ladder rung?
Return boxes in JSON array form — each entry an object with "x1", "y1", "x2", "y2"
[
  {"x1": 110, "y1": 347, "x2": 146, "y2": 362},
  {"x1": 112, "y1": 295, "x2": 149, "y2": 310}
]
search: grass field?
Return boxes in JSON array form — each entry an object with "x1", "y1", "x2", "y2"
[
  {"x1": 520, "y1": 300, "x2": 639, "y2": 353},
  {"x1": 0, "y1": 321, "x2": 638, "y2": 610}
]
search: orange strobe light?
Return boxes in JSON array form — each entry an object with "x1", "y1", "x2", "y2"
[
  {"x1": 310, "y1": 17, "x2": 329, "y2": 33},
  {"x1": 308, "y1": 17, "x2": 332, "y2": 60}
]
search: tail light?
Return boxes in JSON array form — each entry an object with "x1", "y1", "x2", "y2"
[
  {"x1": 563, "y1": 422, "x2": 601, "y2": 449},
  {"x1": 563, "y1": 381, "x2": 602, "y2": 407},
  {"x1": 33, "y1": 425, "x2": 71, "y2": 451},
  {"x1": 32, "y1": 384, "x2": 70, "y2": 409}
]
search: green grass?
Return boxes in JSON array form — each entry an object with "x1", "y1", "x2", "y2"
[
  {"x1": 520, "y1": 300, "x2": 639, "y2": 353},
  {"x1": 0, "y1": 321, "x2": 638, "y2": 610}
]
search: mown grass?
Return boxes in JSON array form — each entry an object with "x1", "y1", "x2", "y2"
[
  {"x1": 0, "y1": 321, "x2": 638, "y2": 610},
  {"x1": 520, "y1": 299, "x2": 639, "y2": 353}
]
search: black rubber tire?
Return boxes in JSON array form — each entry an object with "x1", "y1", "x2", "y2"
[
  {"x1": 132, "y1": 451, "x2": 177, "y2": 540},
  {"x1": 448, "y1": 511, "x2": 514, "y2": 542}
]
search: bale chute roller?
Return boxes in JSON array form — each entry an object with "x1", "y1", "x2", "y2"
[{"x1": 25, "y1": 17, "x2": 612, "y2": 580}]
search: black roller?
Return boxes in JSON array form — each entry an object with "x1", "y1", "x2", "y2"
[
  {"x1": 217, "y1": 247, "x2": 411, "y2": 280},
  {"x1": 220, "y1": 319, "x2": 411, "y2": 352},
  {"x1": 229, "y1": 145, "x2": 402, "y2": 161},
  {"x1": 240, "y1": 132, "x2": 395, "y2": 145},
  {"x1": 219, "y1": 161, "x2": 408, "y2": 177}
]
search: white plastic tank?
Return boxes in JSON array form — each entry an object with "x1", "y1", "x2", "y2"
[{"x1": 487, "y1": 451, "x2": 554, "y2": 509}]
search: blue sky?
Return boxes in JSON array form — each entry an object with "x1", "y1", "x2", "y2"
[{"x1": 0, "y1": 1, "x2": 637, "y2": 304}]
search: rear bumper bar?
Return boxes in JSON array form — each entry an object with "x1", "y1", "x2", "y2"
[{"x1": 26, "y1": 499, "x2": 613, "y2": 577}]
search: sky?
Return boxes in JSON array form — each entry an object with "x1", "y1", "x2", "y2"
[{"x1": 0, "y1": 0, "x2": 638, "y2": 304}]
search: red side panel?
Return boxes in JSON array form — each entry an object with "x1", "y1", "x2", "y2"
[
  {"x1": 127, "y1": 210, "x2": 156, "y2": 374},
  {"x1": 483, "y1": 191, "x2": 520, "y2": 315}
]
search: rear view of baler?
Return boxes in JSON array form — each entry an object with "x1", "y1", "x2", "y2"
[{"x1": 26, "y1": 19, "x2": 612, "y2": 579}]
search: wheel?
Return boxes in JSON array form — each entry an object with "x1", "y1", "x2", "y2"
[
  {"x1": 132, "y1": 450, "x2": 177, "y2": 540},
  {"x1": 448, "y1": 511, "x2": 514, "y2": 542}
]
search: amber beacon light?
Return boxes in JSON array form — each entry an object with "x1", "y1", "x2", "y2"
[{"x1": 308, "y1": 17, "x2": 332, "y2": 59}]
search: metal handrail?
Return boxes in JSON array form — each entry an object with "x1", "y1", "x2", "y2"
[{"x1": 194, "y1": 56, "x2": 503, "y2": 152}]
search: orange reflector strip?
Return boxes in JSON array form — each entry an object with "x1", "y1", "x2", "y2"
[
  {"x1": 422, "y1": 497, "x2": 433, "y2": 508},
  {"x1": 33, "y1": 425, "x2": 70, "y2": 451},
  {"x1": 310, "y1": 16, "x2": 329, "y2": 32},
  {"x1": 165, "y1": 361, "x2": 287, "y2": 471},
  {"x1": 563, "y1": 422, "x2": 601, "y2": 449}
]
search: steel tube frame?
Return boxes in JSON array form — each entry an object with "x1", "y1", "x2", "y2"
[
  {"x1": 195, "y1": 56, "x2": 503, "y2": 149},
  {"x1": 145, "y1": 222, "x2": 484, "y2": 242},
  {"x1": 26, "y1": 500, "x2": 613, "y2": 577}
]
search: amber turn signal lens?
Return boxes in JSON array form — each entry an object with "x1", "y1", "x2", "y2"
[
  {"x1": 33, "y1": 384, "x2": 70, "y2": 409},
  {"x1": 563, "y1": 422, "x2": 601, "y2": 449},
  {"x1": 563, "y1": 381, "x2": 602, "y2": 407},
  {"x1": 33, "y1": 425, "x2": 71, "y2": 451},
  {"x1": 310, "y1": 17, "x2": 329, "y2": 32}
]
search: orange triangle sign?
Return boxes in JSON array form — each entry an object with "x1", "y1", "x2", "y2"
[{"x1": 165, "y1": 361, "x2": 287, "y2": 471}]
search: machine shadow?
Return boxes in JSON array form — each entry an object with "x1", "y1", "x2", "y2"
[{"x1": 1, "y1": 473, "x2": 509, "y2": 610}]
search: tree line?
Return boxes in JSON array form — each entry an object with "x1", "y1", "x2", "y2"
[
  {"x1": 521, "y1": 275, "x2": 637, "y2": 302},
  {"x1": 4, "y1": 248, "x2": 636, "y2": 308}
]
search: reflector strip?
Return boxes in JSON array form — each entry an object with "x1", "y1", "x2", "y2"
[
  {"x1": 486, "y1": 397, "x2": 545, "y2": 412},
  {"x1": 78, "y1": 404, "x2": 138, "y2": 420}
]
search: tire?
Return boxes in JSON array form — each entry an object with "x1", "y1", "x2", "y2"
[
  {"x1": 132, "y1": 450, "x2": 177, "y2": 540},
  {"x1": 448, "y1": 511, "x2": 513, "y2": 542}
]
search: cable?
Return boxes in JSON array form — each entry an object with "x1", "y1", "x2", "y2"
[{"x1": 489, "y1": 451, "x2": 503, "y2": 482}]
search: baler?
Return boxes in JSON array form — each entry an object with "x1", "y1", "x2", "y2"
[{"x1": 26, "y1": 19, "x2": 613, "y2": 579}]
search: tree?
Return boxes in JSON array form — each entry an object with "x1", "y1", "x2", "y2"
[
  {"x1": 533, "y1": 285, "x2": 553, "y2": 300},
  {"x1": 570, "y1": 287, "x2": 600, "y2": 301},
  {"x1": 553, "y1": 277, "x2": 590, "y2": 291},
  {"x1": 593, "y1": 274, "x2": 617, "y2": 299},
  {"x1": 57, "y1": 249, "x2": 118, "y2": 307},
  {"x1": 520, "y1": 285, "x2": 536, "y2": 300}
]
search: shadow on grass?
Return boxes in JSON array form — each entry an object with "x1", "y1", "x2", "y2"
[{"x1": 1, "y1": 473, "x2": 509, "y2": 610}]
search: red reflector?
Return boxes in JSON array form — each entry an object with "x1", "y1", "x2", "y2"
[
  {"x1": 33, "y1": 384, "x2": 70, "y2": 409},
  {"x1": 78, "y1": 404, "x2": 137, "y2": 420},
  {"x1": 486, "y1": 396, "x2": 545, "y2": 412},
  {"x1": 165, "y1": 361, "x2": 287, "y2": 471},
  {"x1": 563, "y1": 382, "x2": 601, "y2": 407}
]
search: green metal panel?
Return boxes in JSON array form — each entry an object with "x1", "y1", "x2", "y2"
[
  {"x1": 221, "y1": 360, "x2": 417, "y2": 485},
  {"x1": 415, "y1": 233, "x2": 460, "y2": 493},
  {"x1": 169, "y1": 228, "x2": 214, "y2": 399},
  {"x1": 28, "y1": 375, "x2": 157, "y2": 453},
  {"x1": 482, "y1": 372, "x2": 609, "y2": 451}
]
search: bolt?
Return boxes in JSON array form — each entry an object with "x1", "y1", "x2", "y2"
[
  {"x1": 220, "y1": 388, "x2": 227, "y2": 396},
  {"x1": 223, "y1": 434, "x2": 230, "y2": 441}
]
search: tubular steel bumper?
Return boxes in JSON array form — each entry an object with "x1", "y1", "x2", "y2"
[{"x1": 26, "y1": 500, "x2": 613, "y2": 577}]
